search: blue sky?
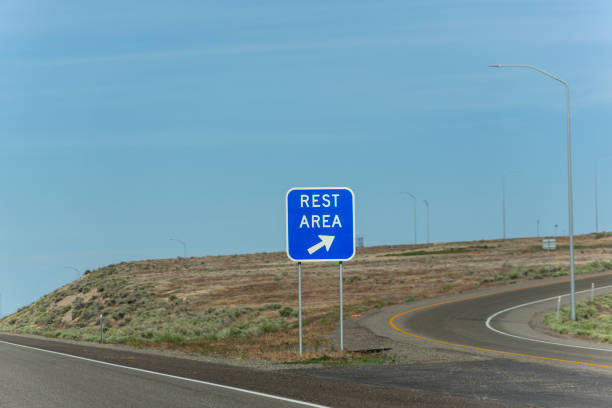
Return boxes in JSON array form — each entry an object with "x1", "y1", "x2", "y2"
[{"x1": 1, "y1": 1, "x2": 611, "y2": 315}]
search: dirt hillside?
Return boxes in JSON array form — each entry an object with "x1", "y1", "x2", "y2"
[{"x1": 1, "y1": 233, "x2": 611, "y2": 361}]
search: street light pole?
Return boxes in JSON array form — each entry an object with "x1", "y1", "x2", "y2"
[
  {"x1": 64, "y1": 266, "x2": 81, "y2": 279},
  {"x1": 169, "y1": 238, "x2": 187, "y2": 258},
  {"x1": 595, "y1": 154, "x2": 612, "y2": 233},
  {"x1": 489, "y1": 64, "x2": 576, "y2": 321},
  {"x1": 502, "y1": 171, "x2": 519, "y2": 240},
  {"x1": 423, "y1": 200, "x2": 430, "y2": 244},
  {"x1": 401, "y1": 192, "x2": 417, "y2": 244}
]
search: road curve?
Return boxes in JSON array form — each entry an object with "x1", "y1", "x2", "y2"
[{"x1": 390, "y1": 273, "x2": 612, "y2": 368}]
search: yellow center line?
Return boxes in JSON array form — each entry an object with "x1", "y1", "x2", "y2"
[{"x1": 388, "y1": 273, "x2": 612, "y2": 369}]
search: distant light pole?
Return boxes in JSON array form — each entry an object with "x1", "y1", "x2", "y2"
[
  {"x1": 64, "y1": 266, "x2": 81, "y2": 279},
  {"x1": 595, "y1": 154, "x2": 612, "y2": 233},
  {"x1": 401, "y1": 192, "x2": 417, "y2": 244},
  {"x1": 537, "y1": 219, "x2": 540, "y2": 238},
  {"x1": 502, "y1": 171, "x2": 519, "y2": 240},
  {"x1": 169, "y1": 238, "x2": 187, "y2": 258},
  {"x1": 423, "y1": 200, "x2": 430, "y2": 244},
  {"x1": 554, "y1": 224, "x2": 558, "y2": 237},
  {"x1": 489, "y1": 63, "x2": 576, "y2": 321}
]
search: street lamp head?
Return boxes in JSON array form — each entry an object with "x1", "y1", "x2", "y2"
[
  {"x1": 488, "y1": 64, "x2": 502, "y2": 68},
  {"x1": 504, "y1": 170, "x2": 520, "y2": 178}
]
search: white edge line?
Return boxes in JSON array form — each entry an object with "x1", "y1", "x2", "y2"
[
  {"x1": 0, "y1": 339, "x2": 329, "y2": 408},
  {"x1": 485, "y1": 284, "x2": 612, "y2": 353}
]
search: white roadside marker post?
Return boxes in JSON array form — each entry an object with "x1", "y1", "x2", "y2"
[
  {"x1": 556, "y1": 296, "x2": 561, "y2": 320},
  {"x1": 591, "y1": 283, "x2": 595, "y2": 302},
  {"x1": 99, "y1": 314, "x2": 104, "y2": 344}
]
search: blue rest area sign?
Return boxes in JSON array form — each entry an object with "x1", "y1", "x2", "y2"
[{"x1": 286, "y1": 187, "x2": 355, "y2": 262}]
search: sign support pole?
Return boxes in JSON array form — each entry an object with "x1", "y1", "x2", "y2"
[
  {"x1": 339, "y1": 261, "x2": 343, "y2": 352},
  {"x1": 547, "y1": 248, "x2": 551, "y2": 275},
  {"x1": 286, "y1": 187, "x2": 355, "y2": 358},
  {"x1": 298, "y1": 261, "x2": 302, "y2": 358}
]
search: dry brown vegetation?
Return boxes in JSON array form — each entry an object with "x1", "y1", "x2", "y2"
[{"x1": 1, "y1": 233, "x2": 611, "y2": 362}]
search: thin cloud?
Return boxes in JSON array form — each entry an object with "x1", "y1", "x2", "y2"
[{"x1": 8, "y1": 33, "x2": 459, "y2": 67}]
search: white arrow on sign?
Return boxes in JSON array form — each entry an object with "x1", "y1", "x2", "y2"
[{"x1": 307, "y1": 235, "x2": 335, "y2": 255}]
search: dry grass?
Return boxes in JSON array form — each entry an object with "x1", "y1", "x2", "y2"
[{"x1": 1, "y1": 233, "x2": 611, "y2": 362}]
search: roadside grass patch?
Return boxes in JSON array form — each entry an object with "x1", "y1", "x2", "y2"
[
  {"x1": 384, "y1": 245, "x2": 491, "y2": 258},
  {"x1": 544, "y1": 294, "x2": 612, "y2": 343},
  {"x1": 347, "y1": 275, "x2": 367, "y2": 284},
  {"x1": 373, "y1": 300, "x2": 394, "y2": 308},
  {"x1": 481, "y1": 261, "x2": 612, "y2": 286},
  {"x1": 279, "y1": 307, "x2": 293, "y2": 317},
  {"x1": 258, "y1": 303, "x2": 282, "y2": 311},
  {"x1": 154, "y1": 333, "x2": 184, "y2": 344}
]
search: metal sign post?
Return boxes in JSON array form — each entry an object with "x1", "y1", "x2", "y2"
[
  {"x1": 286, "y1": 187, "x2": 355, "y2": 357},
  {"x1": 542, "y1": 239, "x2": 556, "y2": 276},
  {"x1": 298, "y1": 262, "x2": 302, "y2": 357},
  {"x1": 339, "y1": 261, "x2": 343, "y2": 351}
]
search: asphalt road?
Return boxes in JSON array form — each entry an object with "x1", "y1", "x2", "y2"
[
  {"x1": 295, "y1": 272, "x2": 612, "y2": 407},
  {"x1": 392, "y1": 272, "x2": 612, "y2": 367},
  {"x1": 0, "y1": 333, "x2": 502, "y2": 408},
  {"x1": 0, "y1": 340, "x2": 321, "y2": 408}
]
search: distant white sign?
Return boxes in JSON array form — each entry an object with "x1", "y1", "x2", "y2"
[{"x1": 542, "y1": 239, "x2": 556, "y2": 250}]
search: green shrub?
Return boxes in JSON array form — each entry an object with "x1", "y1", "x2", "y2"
[
  {"x1": 258, "y1": 303, "x2": 282, "y2": 311},
  {"x1": 154, "y1": 333, "x2": 183, "y2": 344},
  {"x1": 279, "y1": 307, "x2": 293, "y2": 317},
  {"x1": 373, "y1": 300, "x2": 394, "y2": 308}
]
